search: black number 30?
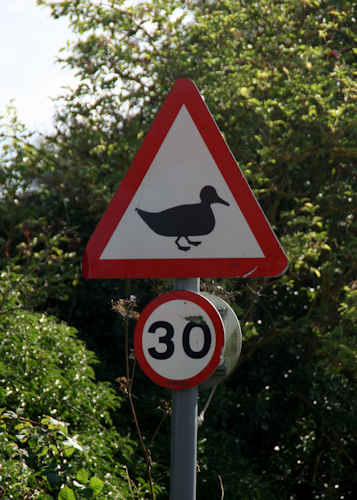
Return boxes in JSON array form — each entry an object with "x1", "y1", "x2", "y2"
[{"x1": 148, "y1": 321, "x2": 211, "y2": 360}]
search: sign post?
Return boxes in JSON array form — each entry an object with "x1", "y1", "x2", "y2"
[
  {"x1": 133, "y1": 278, "x2": 228, "y2": 499},
  {"x1": 171, "y1": 278, "x2": 200, "y2": 500},
  {"x1": 82, "y1": 78, "x2": 288, "y2": 500}
]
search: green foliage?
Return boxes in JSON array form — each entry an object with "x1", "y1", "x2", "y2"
[
  {"x1": 0, "y1": 278, "x2": 116, "y2": 429},
  {"x1": 0, "y1": 273, "x2": 159, "y2": 498},
  {"x1": 1, "y1": 411, "x2": 106, "y2": 499},
  {"x1": 1, "y1": 0, "x2": 356, "y2": 498}
]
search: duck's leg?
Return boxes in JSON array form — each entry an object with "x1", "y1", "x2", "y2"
[
  {"x1": 186, "y1": 237, "x2": 201, "y2": 247},
  {"x1": 175, "y1": 236, "x2": 190, "y2": 251}
]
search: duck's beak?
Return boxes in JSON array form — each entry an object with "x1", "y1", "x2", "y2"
[{"x1": 215, "y1": 195, "x2": 230, "y2": 206}]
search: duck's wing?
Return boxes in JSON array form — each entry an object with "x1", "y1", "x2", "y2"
[
  {"x1": 136, "y1": 204, "x2": 214, "y2": 237},
  {"x1": 136, "y1": 207, "x2": 180, "y2": 236}
]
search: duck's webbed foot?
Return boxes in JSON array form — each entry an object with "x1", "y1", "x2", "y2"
[
  {"x1": 186, "y1": 237, "x2": 201, "y2": 247},
  {"x1": 175, "y1": 236, "x2": 190, "y2": 251}
]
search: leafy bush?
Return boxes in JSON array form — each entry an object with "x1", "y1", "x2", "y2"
[
  {"x1": 0, "y1": 272, "x2": 157, "y2": 498},
  {"x1": 1, "y1": 0, "x2": 356, "y2": 497},
  {"x1": 1, "y1": 411, "x2": 107, "y2": 499}
]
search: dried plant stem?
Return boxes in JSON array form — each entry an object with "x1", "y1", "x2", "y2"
[
  {"x1": 218, "y1": 474, "x2": 225, "y2": 499},
  {"x1": 124, "y1": 465, "x2": 134, "y2": 497},
  {"x1": 149, "y1": 410, "x2": 169, "y2": 449},
  {"x1": 124, "y1": 319, "x2": 156, "y2": 500},
  {"x1": 198, "y1": 384, "x2": 218, "y2": 426}
]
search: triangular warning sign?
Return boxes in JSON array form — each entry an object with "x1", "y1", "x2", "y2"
[{"x1": 82, "y1": 79, "x2": 288, "y2": 279}]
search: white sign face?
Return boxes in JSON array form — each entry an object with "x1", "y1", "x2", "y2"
[
  {"x1": 100, "y1": 105, "x2": 264, "y2": 260},
  {"x1": 83, "y1": 78, "x2": 288, "y2": 279},
  {"x1": 134, "y1": 291, "x2": 225, "y2": 390},
  {"x1": 142, "y1": 299, "x2": 215, "y2": 380}
]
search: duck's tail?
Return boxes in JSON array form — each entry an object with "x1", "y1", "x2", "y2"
[{"x1": 135, "y1": 208, "x2": 151, "y2": 224}]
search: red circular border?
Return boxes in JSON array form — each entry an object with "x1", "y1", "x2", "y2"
[{"x1": 134, "y1": 291, "x2": 225, "y2": 390}]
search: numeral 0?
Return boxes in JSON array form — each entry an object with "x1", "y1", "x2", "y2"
[{"x1": 148, "y1": 321, "x2": 211, "y2": 360}]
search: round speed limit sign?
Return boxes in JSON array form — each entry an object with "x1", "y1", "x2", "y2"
[{"x1": 134, "y1": 291, "x2": 225, "y2": 390}]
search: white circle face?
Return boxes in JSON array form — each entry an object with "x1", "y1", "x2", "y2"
[{"x1": 141, "y1": 299, "x2": 216, "y2": 381}]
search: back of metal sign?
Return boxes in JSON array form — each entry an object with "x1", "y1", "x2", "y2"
[{"x1": 199, "y1": 292, "x2": 242, "y2": 390}]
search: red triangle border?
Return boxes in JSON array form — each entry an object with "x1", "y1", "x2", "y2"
[{"x1": 82, "y1": 79, "x2": 288, "y2": 279}]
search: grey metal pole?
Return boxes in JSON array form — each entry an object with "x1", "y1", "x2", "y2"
[{"x1": 170, "y1": 278, "x2": 200, "y2": 500}]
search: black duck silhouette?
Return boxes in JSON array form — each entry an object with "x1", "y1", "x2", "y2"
[{"x1": 135, "y1": 185, "x2": 230, "y2": 251}]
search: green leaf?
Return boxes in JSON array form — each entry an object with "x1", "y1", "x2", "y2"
[
  {"x1": 239, "y1": 86, "x2": 250, "y2": 98},
  {"x1": 89, "y1": 477, "x2": 104, "y2": 495},
  {"x1": 63, "y1": 445, "x2": 76, "y2": 457},
  {"x1": 38, "y1": 446, "x2": 49, "y2": 458},
  {"x1": 311, "y1": 267, "x2": 321, "y2": 278},
  {"x1": 58, "y1": 486, "x2": 76, "y2": 500},
  {"x1": 76, "y1": 468, "x2": 89, "y2": 485}
]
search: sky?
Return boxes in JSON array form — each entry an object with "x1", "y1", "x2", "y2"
[{"x1": 0, "y1": 0, "x2": 76, "y2": 132}]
